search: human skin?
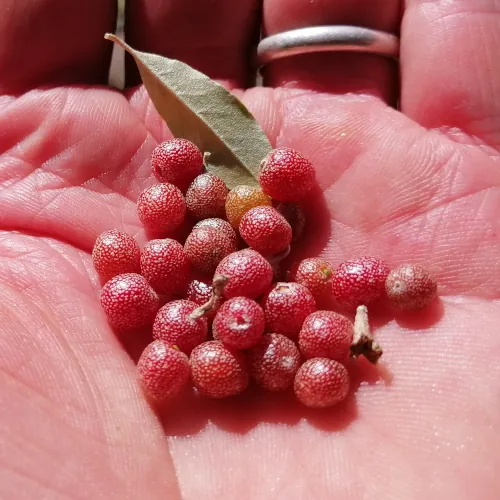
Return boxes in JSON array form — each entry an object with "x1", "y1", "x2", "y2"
[{"x1": 0, "y1": 0, "x2": 499, "y2": 499}]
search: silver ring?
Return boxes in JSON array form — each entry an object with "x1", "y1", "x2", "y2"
[{"x1": 257, "y1": 26, "x2": 399, "y2": 67}]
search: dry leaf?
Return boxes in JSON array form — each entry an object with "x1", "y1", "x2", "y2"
[{"x1": 105, "y1": 34, "x2": 272, "y2": 188}]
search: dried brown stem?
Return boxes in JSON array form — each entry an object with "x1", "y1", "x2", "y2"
[
  {"x1": 350, "y1": 305, "x2": 383, "y2": 364},
  {"x1": 190, "y1": 274, "x2": 228, "y2": 320}
]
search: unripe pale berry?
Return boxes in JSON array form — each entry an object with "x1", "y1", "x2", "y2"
[
  {"x1": 262, "y1": 282, "x2": 317, "y2": 339},
  {"x1": 190, "y1": 341, "x2": 249, "y2": 398},
  {"x1": 184, "y1": 226, "x2": 237, "y2": 274},
  {"x1": 140, "y1": 239, "x2": 190, "y2": 296},
  {"x1": 92, "y1": 229, "x2": 140, "y2": 282},
  {"x1": 151, "y1": 139, "x2": 203, "y2": 191},
  {"x1": 386, "y1": 264, "x2": 437, "y2": 310},
  {"x1": 186, "y1": 280, "x2": 222, "y2": 320},
  {"x1": 100, "y1": 273, "x2": 159, "y2": 330},
  {"x1": 153, "y1": 300, "x2": 208, "y2": 354},
  {"x1": 259, "y1": 148, "x2": 315, "y2": 202},
  {"x1": 185, "y1": 173, "x2": 228, "y2": 219},
  {"x1": 275, "y1": 202, "x2": 306, "y2": 243},
  {"x1": 137, "y1": 340, "x2": 190, "y2": 401},
  {"x1": 225, "y1": 185, "x2": 271, "y2": 228},
  {"x1": 194, "y1": 218, "x2": 238, "y2": 247},
  {"x1": 298, "y1": 311, "x2": 353, "y2": 361},
  {"x1": 137, "y1": 183, "x2": 186, "y2": 233},
  {"x1": 294, "y1": 258, "x2": 334, "y2": 304},
  {"x1": 214, "y1": 249, "x2": 273, "y2": 299},
  {"x1": 239, "y1": 206, "x2": 292, "y2": 256},
  {"x1": 332, "y1": 257, "x2": 390, "y2": 308},
  {"x1": 213, "y1": 297, "x2": 265, "y2": 349},
  {"x1": 294, "y1": 358, "x2": 350, "y2": 408},
  {"x1": 248, "y1": 333, "x2": 301, "y2": 391}
]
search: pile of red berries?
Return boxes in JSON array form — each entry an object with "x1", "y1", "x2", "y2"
[{"x1": 92, "y1": 138, "x2": 438, "y2": 408}]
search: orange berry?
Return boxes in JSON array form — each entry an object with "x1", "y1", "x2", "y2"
[{"x1": 225, "y1": 185, "x2": 271, "y2": 228}]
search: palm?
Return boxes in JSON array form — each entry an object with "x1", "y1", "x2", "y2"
[{"x1": 1, "y1": 1, "x2": 499, "y2": 498}]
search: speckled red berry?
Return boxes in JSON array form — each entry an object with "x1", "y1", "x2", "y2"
[
  {"x1": 137, "y1": 340, "x2": 190, "y2": 401},
  {"x1": 184, "y1": 226, "x2": 237, "y2": 274},
  {"x1": 239, "y1": 206, "x2": 292, "y2": 256},
  {"x1": 185, "y1": 173, "x2": 228, "y2": 219},
  {"x1": 332, "y1": 257, "x2": 390, "y2": 307},
  {"x1": 259, "y1": 148, "x2": 315, "y2": 202},
  {"x1": 137, "y1": 183, "x2": 186, "y2": 233},
  {"x1": 275, "y1": 202, "x2": 306, "y2": 243},
  {"x1": 213, "y1": 297, "x2": 265, "y2": 349},
  {"x1": 294, "y1": 358, "x2": 350, "y2": 408},
  {"x1": 214, "y1": 249, "x2": 273, "y2": 299},
  {"x1": 386, "y1": 264, "x2": 438, "y2": 310},
  {"x1": 100, "y1": 273, "x2": 159, "y2": 330},
  {"x1": 186, "y1": 280, "x2": 222, "y2": 320},
  {"x1": 298, "y1": 311, "x2": 353, "y2": 361},
  {"x1": 153, "y1": 300, "x2": 208, "y2": 354},
  {"x1": 248, "y1": 333, "x2": 301, "y2": 391},
  {"x1": 262, "y1": 282, "x2": 316, "y2": 339},
  {"x1": 294, "y1": 258, "x2": 334, "y2": 304},
  {"x1": 190, "y1": 341, "x2": 249, "y2": 398},
  {"x1": 194, "y1": 218, "x2": 238, "y2": 247},
  {"x1": 92, "y1": 229, "x2": 140, "y2": 282},
  {"x1": 140, "y1": 239, "x2": 190, "y2": 296},
  {"x1": 225, "y1": 185, "x2": 272, "y2": 228},
  {"x1": 151, "y1": 139, "x2": 203, "y2": 191}
]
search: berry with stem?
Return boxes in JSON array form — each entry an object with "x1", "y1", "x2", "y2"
[
  {"x1": 248, "y1": 333, "x2": 301, "y2": 391},
  {"x1": 185, "y1": 173, "x2": 228, "y2": 220},
  {"x1": 293, "y1": 257, "x2": 334, "y2": 305},
  {"x1": 298, "y1": 311, "x2": 353, "y2": 361},
  {"x1": 262, "y1": 282, "x2": 317, "y2": 339},
  {"x1": 153, "y1": 300, "x2": 208, "y2": 354},
  {"x1": 137, "y1": 183, "x2": 186, "y2": 234},
  {"x1": 213, "y1": 297, "x2": 265, "y2": 349},
  {"x1": 386, "y1": 264, "x2": 438, "y2": 310},
  {"x1": 92, "y1": 229, "x2": 140, "y2": 282},
  {"x1": 151, "y1": 138, "x2": 203, "y2": 191},
  {"x1": 137, "y1": 340, "x2": 190, "y2": 401},
  {"x1": 259, "y1": 147, "x2": 316, "y2": 202},
  {"x1": 239, "y1": 205, "x2": 292, "y2": 256},
  {"x1": 294, "y1": 358, "x2": 350, "y2": 408},
  {"x1": 194, "y1": 218, "x2": 238, "y2": 247},
  {"x1": 190, "y1": 341, "x2": 249, "y2": 398},
  {"x1": 100, "y1": 273, "x2": 159, "y2": 330},
  {"x1": 225, "y1": 185, "x2": 271, "y2": 228}
]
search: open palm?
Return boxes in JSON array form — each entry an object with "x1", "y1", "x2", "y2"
[{"x1": 1, "y1": 1, "x2": 499, "y2": 498}]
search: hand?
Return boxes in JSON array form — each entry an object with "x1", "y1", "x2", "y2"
[{"x1": 0, "y1": 1, "x2": 498, "y2": 498}]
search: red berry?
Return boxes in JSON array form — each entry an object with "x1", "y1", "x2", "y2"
[
  {"x1": 194, "y1": 218, "x2": 238, "y2": 247},
  {"x1": 140, "y1": 239, "x2": 190, "y2": 296},
  {"x1": 225, "y1": 185, "x2": 272, "y2": 228},
  {"x1": 275, "y1": 202, "x2": 306, "y2": 243},
  {"x1": 137, "y1": 340, "x2": 190, "y2": 401},
  {"x1": 184, "y1": 226, "x2": 237, "y2": 274},
  {"x1": 137, "y1": 183, "x2": 186, "y2": 233},
  {"x1": 213, "y1": 297, "x2": 265, "y2": 349},
  {"x1": 294, "y1": 358, "x2": 350, "y2": 408},
  {"x1": 92, "y1": 229, "x2": 140, "y2": 282},
  {"x1": 190, "y1": 341, "x2": 249, "y2": 398},
  {"x1": 239, "y1": 206, "x2": 292, "y2": 256},
  {"x1": 294, "y1": 258, "x2": 334, "y2": 304},
  {"x1": 298, "y1": 311, "x2": 353, "y2": 361},
  {"x1": 186, "y1": 280, "x2": 222, "y2": 320},
  {"x1": 186, "y1": 173, "x2": 228, "y2": 219},
  {"x1": 151, "y1": 139, "x2": 203, "y2": 191},
  {"x1": 153, "y1": 300, "x2": 208, "y2": 354},
  {"x1": 100, "y1": 273, "x2": 159, "y2": 330},
  {"x1": 262, "y1": 282, "x2": 316, "y2": 339},
  {"x1": 259, "y1": 148, "x2": 315, "y2": 202},
  {"x1": 214, "y1": 249, "x2": 273, "y2": 299},
  {"x1": 332, "y1": 257, "x2": 390, "y2": 307},
  {"x1": 386, "y1": 264, "x2": 438, "y2": 310},
  {"x1": 248, "y1": 333, "x2": 301, "y2": 391}
]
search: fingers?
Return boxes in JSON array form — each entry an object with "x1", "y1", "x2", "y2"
[
  {"x1": 261, "y1": 0, "x2": 401, "y2": 103},
  {"x1": 0, "y1": 1, "x2": 117, "y2": 93},
  {"x1": 125, "y1": 0, "x2": 261, "y2": 88},
  {"x1": 401, "y1": 0, "x2": 500, "y2": 150}
]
